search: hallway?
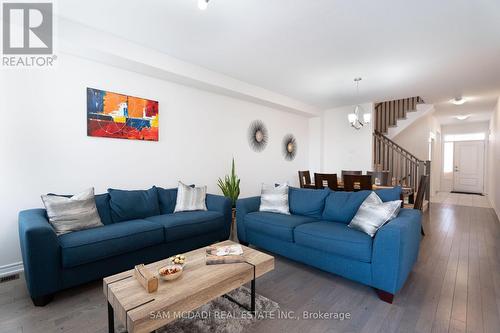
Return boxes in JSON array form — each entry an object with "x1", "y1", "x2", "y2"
[{"x1": 431, "y1": 192, "x2": 491, "y2": 208}]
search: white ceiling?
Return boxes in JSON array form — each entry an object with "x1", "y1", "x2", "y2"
[{"x1": 58, "y1": 0, "x2": 500, "y2": 121}]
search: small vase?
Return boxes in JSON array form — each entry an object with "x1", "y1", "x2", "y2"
[{"x1": 231, "y1": 207, "x2": 237, "y2": 241}]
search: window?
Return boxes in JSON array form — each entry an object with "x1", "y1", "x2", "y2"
[
  {"x1": 443, "y1": 133, "x2": 485, "y2": 142},
  {"x1": 443, "y1": 142, "x2": 453, "y2": 173}
]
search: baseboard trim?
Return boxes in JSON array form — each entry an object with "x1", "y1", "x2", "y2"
[
  {"x1": 0, "y1": 262, "x2": 24, "y2": 278},
  {"x1": 489, "y1": 199, "x2": 500, "y2": 222}
]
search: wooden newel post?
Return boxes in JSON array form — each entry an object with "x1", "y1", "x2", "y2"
[{"x1": 425, "y1": 160, "x2": 431, "y2": 201}]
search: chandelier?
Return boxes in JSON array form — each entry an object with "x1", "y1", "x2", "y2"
[{"x1": 348, "y1": 78, "x2": 371, "y2": 130}]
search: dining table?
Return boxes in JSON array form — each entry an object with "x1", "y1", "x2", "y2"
[{"x1": 305, "y1": 181, "x2": 415, "y2": 204}]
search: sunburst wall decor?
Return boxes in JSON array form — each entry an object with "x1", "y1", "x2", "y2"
[
  {"x1": 248, "y1": 120, "x2": 268, "y2": 152},
  {"x1": 282, "y1": 134, "x2": 297, "y2": 161}
]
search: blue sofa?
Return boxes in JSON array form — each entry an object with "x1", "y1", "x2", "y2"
[
  {"x1": 18, "y1": 186, "x2": 232, "y2": 306},
  {"x1": 236, "y1": 187, "x2": 421, "y2": 303}
]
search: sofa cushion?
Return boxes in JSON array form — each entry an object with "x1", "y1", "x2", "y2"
[
  {"x1": 108, "y1": 187, "x2": 160, "y2": 222},
  {"x1": 156, "y1": 187, "x2": 178, "y2": 214},
  {"x1": 95, "y1": 193, "x2": 113, "y2": 225},
  {"x1": 294, "y1": 221, "x2": 373, "y2": 262},
  {"x1": 58, "y1": 219, "x2": 164, "y2": 268},
  {"x1": 145, "y1": 211, "x2": 225, "y2": 242},
  {"x1": 244, "y1": 211, "x2": 317, "y2": 242},
  {"x1": 288, "y1": 187, "x2": 330, "y2": 219},
  {"x1": 375, "y1": 186, "x2": 402, "y2": 202},
  {"x1": 322, "y1": 190, "x2": 372, "y2": 224}
]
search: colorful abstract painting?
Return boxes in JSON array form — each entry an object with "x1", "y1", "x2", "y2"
[{"x1": 87, "y1": 88, "x2": 159, "y2": 141}]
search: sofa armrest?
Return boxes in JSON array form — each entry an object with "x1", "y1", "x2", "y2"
[
  {"x1": 206, "y1": 194, "x2": 232, "y2": 238},
  {"x1": 371, "y1": 208, "x2": 422, "y2": 294},
  {"x1": 235, "y1": 196, "x2": 261, "y2": 243},
  {"x1": 18, "y1": 209, "x2": 62, "y2": 298}
]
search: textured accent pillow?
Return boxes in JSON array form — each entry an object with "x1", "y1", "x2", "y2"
[
  {"x1": 259, "y1": 183, "x2": 290, "y2": 215},
  {"x1": 46, "y1": 192, "x2": 113, "y2": 225},
  {"x1": 174, "y1": 182, "x2": 208, "y2": 212},
  {"x1": 41, "y1": 188, "x2": 103, "y2": 236},
  {"x1": 348, "y1": 192, "x2": 401, "y2": 237}
]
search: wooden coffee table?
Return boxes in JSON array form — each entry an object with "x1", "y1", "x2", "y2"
[{"x1": 103, "y1": 240, "x2": 274, "y2": 333}]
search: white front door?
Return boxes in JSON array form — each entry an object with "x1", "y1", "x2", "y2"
[{"x1": 453, "y1": 141, "x2": 484, "y2": 193}]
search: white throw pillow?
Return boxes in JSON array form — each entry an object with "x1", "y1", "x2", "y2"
[
  {"x1": 348, "y1": 192, "x2": 401, "y2": 237},
  {"x1": 259, "y1": 183, "x2": 290, "y2": 215},
  {"x1": 174, "y1": 181, "x2": 208, "y2": 213},
  {"x1": 41, "y1": 187, "x2": 103, "y2": 236}
]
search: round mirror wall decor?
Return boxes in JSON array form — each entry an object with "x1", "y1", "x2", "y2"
[
  {"x1": 248, "y1": 120, "x2": 268, "y2": 152},
  {"x1": 282, "y1": 134, "x2": 297, "y2": 161}
]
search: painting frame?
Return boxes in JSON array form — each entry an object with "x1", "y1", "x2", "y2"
[{"x1": 86, "y1": 87, "x2": 159, "y2": 141}]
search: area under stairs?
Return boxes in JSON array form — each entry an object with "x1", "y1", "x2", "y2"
[{"x1": 386, "y1": 103, "x2": 434, "y2": 139}]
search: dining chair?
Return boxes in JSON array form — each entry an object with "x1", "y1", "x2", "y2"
[
  {"x1": 298, "y1": 170, "x2": 315, "y2": 189},
  {"x1": 406, "y1": 175, "x2": 429, "y2": 236},
  {"x1": 341, "y1": 170, "x2": 362, "y2": 181},
  {"x1": 314, "y1": 173, "x2": 338, "y2": 190},
  {"x1": 366, "y1": 171, "x2": 390, "y2": 186},
  {"x1": 343, "y1": 175, "x2": 372, "y2": 191}
]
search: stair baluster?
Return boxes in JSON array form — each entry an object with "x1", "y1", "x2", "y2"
[{"x1": 373, "y1": 131, "x2": 431, "y2": 201}]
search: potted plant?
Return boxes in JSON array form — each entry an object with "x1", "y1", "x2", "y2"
[{"x1": 217, "y1": 158, "x2": 240, "y2": 239}]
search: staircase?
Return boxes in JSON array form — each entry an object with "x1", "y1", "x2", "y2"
[
  {"x1": 372, "y1": 96, "x2": 431, "y2": 201},
  {"x1": 374, "y1": 96, "x2": 425, "y2": 134}
]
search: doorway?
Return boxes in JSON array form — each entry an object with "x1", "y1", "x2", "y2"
[{"x1": 453, "y1": 140, "x2": 485, "y2": 194}]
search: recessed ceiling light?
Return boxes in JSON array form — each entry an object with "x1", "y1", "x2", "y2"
[
  {"x1": 198, "y1": 0, "x2": 209, "y2": 10},
  {"x1": 454, "y1": 114, "x2": 471, "y2": 120},
  {"x1": 450, "y1": 97, "x2": 466, "y2": 105}
]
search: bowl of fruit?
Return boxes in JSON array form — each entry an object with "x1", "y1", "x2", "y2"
[
  {"x1": 158, "y1": 265, "x2": 183, "y2": 281},
  {"x1": 169, "y1": 254, "x2": 186, "y2": 267}
]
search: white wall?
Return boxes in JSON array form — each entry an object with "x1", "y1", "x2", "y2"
[
  {"x1": 57, "y1": 18, "x2": 320, "y2": 117},
  {"x1": 487, "y1": 99, "x2": 500, "y2": 217},
  {"x1": 308, "y1": 117, "x2": 322, "y2": 172},
  {"x1": 0, "y1": 53, "x2": 310, "y2": 273},
  {"x1": 316, "y1": 103, "x2": 374, "y2": 174},
  {"x1": 441, "y1": 122, "x2": 490, "y2": 136}
]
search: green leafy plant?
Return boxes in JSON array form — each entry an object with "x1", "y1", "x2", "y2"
[{"x1": 217, "y1": 158, "x2": 240, "y2": 207}]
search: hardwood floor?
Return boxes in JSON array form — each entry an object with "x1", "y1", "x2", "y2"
[{"x1": 1, "y1": 203, "x2": 499, "y2": 333}]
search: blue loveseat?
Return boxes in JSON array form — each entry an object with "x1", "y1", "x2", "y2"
[
  {"x1": 236, "y1": 187, "x2": 421, "y2": 303},
  {"x1": 18, "y1": 186, "x2": 232, "y2": 306}
]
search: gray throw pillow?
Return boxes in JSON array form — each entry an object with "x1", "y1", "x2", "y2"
[
  {"x1": 174, "y1": 181, "x2": 208, "y2": 212},
  {"x1": 41, "y1": 187, "x2": 104, "y2": 236},
  {"x1": 348, "y1": 192, "x2": 401, "y2": 237},
  {"x1": 259, "y1": 183, "x2": 290, "y2": 215}
]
